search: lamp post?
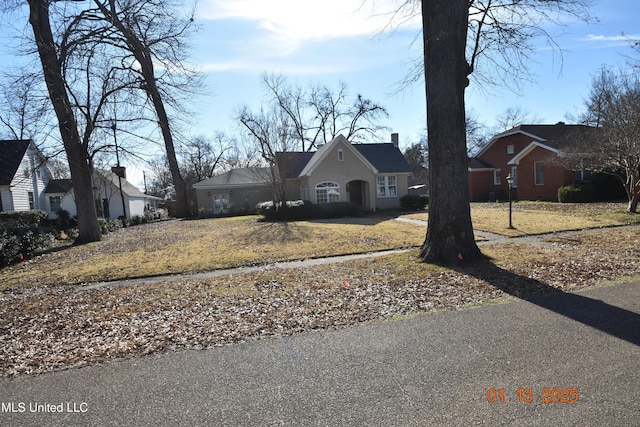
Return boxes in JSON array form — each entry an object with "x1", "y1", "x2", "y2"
[{"x1": 506, "y1": 174, "x2": 514, "y2": 229}]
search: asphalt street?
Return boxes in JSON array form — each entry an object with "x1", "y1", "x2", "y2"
[{"x1": 1, "y1": 280, "x2": 639, "y2": 426}]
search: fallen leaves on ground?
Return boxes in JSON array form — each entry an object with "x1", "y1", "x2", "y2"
[{"x1": 0, "y1": 227, "x2": 639, "y2": 378}]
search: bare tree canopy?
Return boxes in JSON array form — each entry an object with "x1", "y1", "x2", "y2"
[
  {"x1": 90, "y1": 0, "x2": 201, "y2": 218},
  {"x1": 241, "y1": 74, "x2": 389, "y2": 154},
  {"x1": 565, "y1": 66, "x2": 640, "y2": 212}
]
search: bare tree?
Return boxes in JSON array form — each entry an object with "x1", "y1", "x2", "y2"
[
  {"x1": 238, "y1": 75, "x2": 390, "y2": 205},
  {"x1": 493, "y1": 106, "x2": 544, "y2": 132},
  {"x1": 23, "y1": 0, "x2": 102, "y2": 243},
  {"x1": 91, "y1": 0, "x2": 201, "y2": 218},
  {"x1": 262, "y1": 74, "x2": 389, "y2": 151},
  {"x1": 238, "y1": 103, "x2": 294, "y2": 204},
  {"x1": 0, "y1": 71, "x2": 52, "y2": 140},
  {"x1": 565, "y1": 66, "x2": 640, "y2": 212},
  {"x1": 413, "y1": 0, "x2": 593, "y2": 264}
]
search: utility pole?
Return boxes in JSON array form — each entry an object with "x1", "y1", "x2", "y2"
[{"x1": 112, "y1": 122, "x2": 127, "y2": 220}]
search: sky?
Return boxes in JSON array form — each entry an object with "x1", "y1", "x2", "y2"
[{"x1": 1, "y1": 0, "x2": 639, "y2": 188}]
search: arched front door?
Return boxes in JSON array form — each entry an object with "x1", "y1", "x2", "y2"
[{"x1": 346, "y1": 180, "x2": 369, "y2": 209}]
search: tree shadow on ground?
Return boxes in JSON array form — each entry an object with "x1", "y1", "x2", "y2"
[{"x1": 458, "y1": 260, "x2": 640, "y2": 346}]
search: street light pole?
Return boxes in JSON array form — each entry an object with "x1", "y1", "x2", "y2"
[{"x1": 506, "y1": 174, "x2": 514, "y2": 229}]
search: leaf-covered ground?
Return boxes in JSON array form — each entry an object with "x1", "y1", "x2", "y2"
[{"x1": 1, "y1": 225, "x2": 638, "y2": 378}]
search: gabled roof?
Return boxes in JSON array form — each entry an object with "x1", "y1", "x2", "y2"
[
  {"x1": 475, "y1": 123, "x2": 592, "y2": 158},
  {"x1": 468, "y1": 157, "x2": 493, "y2": 170},
  {"x1": 298, "y1": 134, "x2": 378, "y2": 176},
  {"x1": 277, "y1": 134, "x2": 411, "y2": 178},
  {"x1": 0, "y1": 140, "x2": 31, "y2": 185},
  {"x1": 44, "y1": 179, "x2": 73, "y2": 194},
  {"x1": 95, "y1": 169, "x2": 162, "y2": 199},
  {"x1": 193, "y1": 167, "x2": 271, "y2": 188}
]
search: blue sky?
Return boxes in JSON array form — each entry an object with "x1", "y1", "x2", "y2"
[
  {"x1": 1, "y1": 0, "x2": 638, "y2": 188},
  {"x1": 189, "y1": 0, "x2": 638, "y2": 151}
]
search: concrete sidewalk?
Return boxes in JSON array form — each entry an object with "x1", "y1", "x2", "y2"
[{"x1": 2, "y1": 281, "x2": 639, "y2": 426}]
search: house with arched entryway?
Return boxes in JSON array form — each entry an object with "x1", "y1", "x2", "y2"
[
  {"x1": 193, "y1": 134, "x2": 412, "y2": 214},
  {"x1": 276, "y1": 134, "x2": 411, "y2": 211}
]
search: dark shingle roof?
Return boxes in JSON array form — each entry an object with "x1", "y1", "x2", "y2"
[
  {"x1": 0, "y1": 140, "x2": 30, "y2": 185},
  {"x1": 276, "y1": 143, "x2": 411, "y2": 178},
  {"x1": 352, "y1": 143, "x2": 411, "y2": 173},
  {"x1": 276, "y1": 152, "x2": 315, "y2": 179},
  {"x1": 468, "y1": 157, "x2": 493, "y2": 169},
  {"x1": 506, "y1": 123, "x2": 593, "y2": 149},
  {"x1": 44, "y1": 179, "x2": 73, "y2": 193}
]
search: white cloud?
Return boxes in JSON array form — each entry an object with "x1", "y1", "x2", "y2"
[
  {"x1": 579, "y1": 33, "x2": 640, "y2": 42},
  {"x1": 197, "y1": 0, "x2": 420, "y2": 54}
]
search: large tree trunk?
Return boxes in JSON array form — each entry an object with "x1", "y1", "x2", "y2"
[
  {"x1": 94, "y1": 0, "x2": 190, "y2": 218},
  {"x1": 419, "y1": 0, "x2": 481, "y2": 265},
  {"x1": 27, "y1": 0, "x2": 101, "y2": 244}
]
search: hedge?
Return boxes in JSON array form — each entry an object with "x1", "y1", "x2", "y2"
[
  {"x1": 558, "y1": 184, "x2": 594, "y2": 203},
  {"x1": 0, "y1": 210, "x2": 48, "y2": 228},
  {"x1": 0, "y1": 226, "x2": 54, "y2": 266},
  {"x1": 257, "y1": 200, "x2": 362, "y2": 221},
  {"x1": 400, "y1": 194, "x2": 429, "y2": 210}
]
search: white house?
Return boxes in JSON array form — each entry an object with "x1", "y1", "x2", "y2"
[
  {"x1": 0, "y1": 139, "x2": 52, "y2": 213},
  {"x1": 44, "y1": 168, "x2": 163, "y2": 220}
]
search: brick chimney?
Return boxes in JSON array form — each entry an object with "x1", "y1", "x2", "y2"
[
  {"x1": 391, "y1": 132, "x2": 399, "y2": 147},
  {"x1": 112, "y1": 166, "x2": 126, "y2": 179}
]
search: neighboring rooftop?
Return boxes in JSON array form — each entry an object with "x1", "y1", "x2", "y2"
[{"x1": 0, "y1": 140, "x2": 31, "y2": 185}]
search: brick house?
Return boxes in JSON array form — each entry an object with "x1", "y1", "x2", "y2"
[{"x1": 468, "y1": 123, "x2": 592, "y2": 202}]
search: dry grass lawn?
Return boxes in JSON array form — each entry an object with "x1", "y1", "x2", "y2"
[
  {"x1": 401, "y1": 202, "x2": 640, "y2": 236},
  {"x1": 1, "y1": 202, "x2": 638, "y2": 291},
  {"x1": 0, "y1": 214, "x2": 423, "y2": 289}
]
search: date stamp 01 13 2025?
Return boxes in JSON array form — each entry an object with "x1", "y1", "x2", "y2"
[{"x1": 487, "y1": 387, "x2": 579, "y2": 403}]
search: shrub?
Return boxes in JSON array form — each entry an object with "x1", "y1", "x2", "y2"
[
  {"x1": 256, "y1": 200, "x2": 312, "y2": 221},
  {"x1": 0, "y1": 210, "x2": 48, "y2": 228},
  {"x1": 400, "y1": 194, "x2": 429, "y2": 210},
  {"x1": 558, "y1": 184, "x2": 594, "y2": 203},
  {"x1": 98, "y1": 218, "x2": 123, "y2": 234},
  {"x1": 313, "y1": 202, "x2": 362, "y2": 219},
  {"x1": 56, "y1": 209, "x2": 72, "y2": 228},
  {"x1": 0, "y1": 226, "x2": 54, "y2": 266},
  {"x1": 257, "y1": 200, "x2": 361, "y2": 221}
]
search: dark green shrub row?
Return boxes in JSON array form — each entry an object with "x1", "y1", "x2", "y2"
[
  {"x1": 0, "y1": 210, "x2": 48, "y2": 228},
  {"x1": 558, "y1": 184, "x2": 594, "y2": 203},
  {"x1": 400, "y1": 194, "x2": 429, "y2": 210},
  {"x1": 98, "y1": 218, "x2": 123, "y2": 234},
  {"x1": 0, "y1": 226, "x2": 55, "y2": 266},
  {"x1": 257, "y1": 200, "x2": 362, "y2": 221}
]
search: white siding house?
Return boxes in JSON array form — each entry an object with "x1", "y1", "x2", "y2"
[
  {"x1": 44, "y1": 168, "x2": 163, "y2": 220},
  {"x1": 0, "y1": 140, "x2": 51, "y2": 214}
]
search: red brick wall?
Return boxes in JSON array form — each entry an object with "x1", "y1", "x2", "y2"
[{"x1": 470, "y1": 134, "x2": 573, "y2": 202}]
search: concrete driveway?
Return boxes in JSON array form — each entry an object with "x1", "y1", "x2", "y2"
[{"x1": 1, "y1": 280, "x2": 639, "y2": 426}]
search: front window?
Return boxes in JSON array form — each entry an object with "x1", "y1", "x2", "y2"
[
  {"x1": 510, "y1": 166, "x2": 518, "y2": 188},
  {"x1": 316, "y1": 182, "x2": 340, "y2": 204},
  {"x1": 493, "y1": 169, "x2": 502, "y2": 186},
  {"x1": 376, "y1": 175, "x2": 397, "y2": 197},
  {"x1": 50, "y1": 195, "x2": 62, "y2": 212},
  {"x1": 535, "y1": 161, "x2": 545, "y2": 186},
  {"x1": 213, "y1": 194, "x2": 230, "y2": 214},
  {"x1": 28, "y1": 192, "x2": 34, "y2": 209}
]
